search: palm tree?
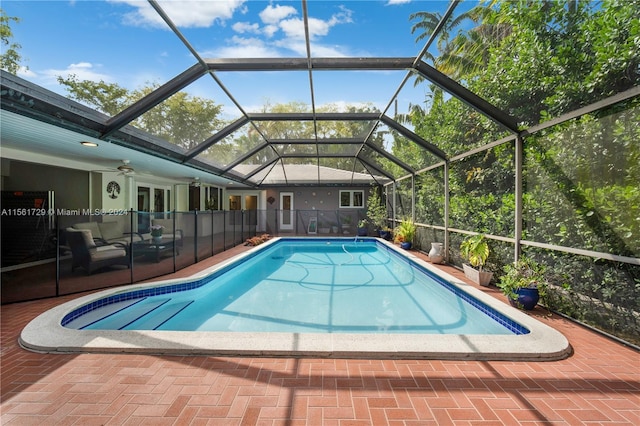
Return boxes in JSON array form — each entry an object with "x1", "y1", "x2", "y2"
[{"x1": 410, "y1": 5, "x2": 511, "y2": 81}]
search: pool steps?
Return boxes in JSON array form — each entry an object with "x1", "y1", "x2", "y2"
[
  {"x1": 129, "y1": 300, "x2": 194, "y2": 330},
  {"x1": 64, "y1": 299, "x2": 143, "y2": 329},
  {"x1": 65, "y1": 298, "x2": 194, "y2": 331}
]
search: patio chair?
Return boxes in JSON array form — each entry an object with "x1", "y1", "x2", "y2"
[{"x1": 65, "y1": 228, "x2": 130, "y2": 274}]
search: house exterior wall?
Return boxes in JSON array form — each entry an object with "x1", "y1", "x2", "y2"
[
  {"x1": 264, "y1": 186, "x2": 371, "y2": 212},
  {"x1": 265, "y1": 186, "x2": 371, "y2": 231},
  {"x1": 1, "y1": 159, "x2": 89, "y2": 210}
]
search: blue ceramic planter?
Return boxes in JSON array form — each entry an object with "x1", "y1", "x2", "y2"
[
  {"x1": 378, "y1": 230, "x2": 392, "y2": 240},
  {"x1": 509, "y1": 287, "x2": 540, "y2": 310}
]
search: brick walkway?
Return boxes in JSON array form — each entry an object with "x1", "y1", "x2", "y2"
[{"x1": 2, "y1": 245, "x2": 639, "y2": 425}]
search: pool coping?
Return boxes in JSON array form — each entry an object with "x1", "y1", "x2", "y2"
[{"x1": 20, "y1": 238, "x2": 572, "y2": 361}]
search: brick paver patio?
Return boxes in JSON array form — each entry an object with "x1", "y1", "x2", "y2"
[{"x1": 2, "y1": 245, "x2": 639, "y2": 425}]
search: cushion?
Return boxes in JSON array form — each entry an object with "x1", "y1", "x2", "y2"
[
  {"x1": 73, "y1": 222, "x2": 102, "y2": 239},
  {"x1": 66, "y1": 227, "x2": 96, "y2": 248},
  {"x1": 99, "y1": 220, "x2": 124, "y2": 241},
  {"x1": 90, "y1": 245, "x2": 127, "y2": 261}
]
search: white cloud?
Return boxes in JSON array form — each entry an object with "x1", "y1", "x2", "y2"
[
  {"x1": 386, "y1": 0, "x2": 412, "y2": 5},
  {"x1": 203, "y1": 36, "x2": 280, "y2": 58},
  {"x1": 259, "y1": 4, "x2": 297, "y2": 25},
  {"x1": 307, "y1": 43, "x2": 350, "y2": 57},
  {"x1": 22, "y1": 62, "x2": 115, "y2": 94},
  {"x1": 233, "y1": 21, "x2": 261, "y2": 34},
  {"x1": 269, "y1": 39, "x2": 348, "y2": 58},
  {"x1": 262, "y1": 24, "x2": 279, "y2": 38},
  {"x1": 16, "y1": 67, "x2": 37, "y2": 79},
  {"x1": 317, "y1": 100, "x2": 376, "y2": 112},
  {"x1": 111, "y1": 0, "x2": 246, "y2": 28},
  {"x1": 42, "y1": 62, "x2": 114, "y2": 84},
  {"x1": 278, "y1": 7, "x2": 352, "y2": 40},
  {"x1": 328, "y1": 5, "x2": 354, "y2": 27},
  {"x1": 278, "y1": 17, "x2": 306, "y2": 39},
  {"x1": 208, "y1": 4, "x2": 355, "y2": 58}
]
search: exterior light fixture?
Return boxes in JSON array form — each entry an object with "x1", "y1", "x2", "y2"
[{"x1": 80, "y1": 141, "x2": 98, "y2": 147}]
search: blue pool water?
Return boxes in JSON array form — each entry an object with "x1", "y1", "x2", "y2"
[{"x1": 63, "y1": 238, "x2": 528, "y2": 335}]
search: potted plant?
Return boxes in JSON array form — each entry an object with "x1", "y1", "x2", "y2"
[
  {"x1": 318, "y1": 221, "x2": 331, "y2": 234},
  {"x1": 357, "y1": 219, "x2": 368, "y2": 236},
  {"x1": 366, "y1": 188, "x2": 388, "y2": 238},
  {"x1": 150, "y1": 224, "x2": 164, "y2": 244},
  {"x1": 379, "y1": 227, "x2": 393, "y2": 240},
  {"x1": 394, "y1": 218, "x2": 416, "y2": 249},
  {"x1": 460, "y1": 234, "x2": 492, "y2": 286},
  {"x1": 341, "y1": 215, "x2": 352, "y2": 233},
  {"x1": 497, "y1": 256, "x2": 548, "y2": 310}
]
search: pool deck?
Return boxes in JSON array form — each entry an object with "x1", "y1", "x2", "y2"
[{"x1": 2, "y1": 243, "x2": 639, "y2": 424}]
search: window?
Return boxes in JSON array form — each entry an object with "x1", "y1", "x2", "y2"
[
  {"x1": 339, "y1": 190, "x2": 364, "y2": 208},
  {"x1": 205, "y1": 186, "x2": 221, "y2": 210}
]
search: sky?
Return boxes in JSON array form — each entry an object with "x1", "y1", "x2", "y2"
[{"x1": 4, "y1": 0, "x2": 462, "y2": 119}]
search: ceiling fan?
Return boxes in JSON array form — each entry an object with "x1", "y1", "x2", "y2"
[
  {"x1": 116, "y1": 160, "x2": 135, "y2": 175},
  {"x1": 92, "y1": 160, "x2": 136, "y2": 175}
]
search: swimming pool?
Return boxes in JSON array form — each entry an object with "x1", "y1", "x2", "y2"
[
  {"x1": 20, "y1": 238, "x2": 571, "y2": 360},
  {"x1": 62, "y1": 239, "x2": 524, "y2": 335}
]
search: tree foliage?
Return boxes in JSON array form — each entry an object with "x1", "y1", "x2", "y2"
[
  {"x1": 411, "y1": 5, "x2": 511, "y2": 81},
  {"x1": 397, "y1": 0, "x2": 640, "y2": 343},
  {"x1": 57, "y1": 76, "x2": 225, "y2": 150},
  {"x1": 57, "y1": 75, "x2": 130, "y2": 116},
  {"x1": 0, "y1": 9, "x2": 24, "y2": 74}
]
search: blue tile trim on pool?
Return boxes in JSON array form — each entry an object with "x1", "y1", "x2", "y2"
[
  {"x1": 61, "y1": 238, "x2": 529, "y2": 336},
  {"x1": 374, "y1": 245, "x2": 530, "y2": 336},
  {"x1": 61, "y1": 243, "x2": 275, "y2": 327},
  {"x1": 62, "y1": 272, "x2": 223, "y2": 326}
]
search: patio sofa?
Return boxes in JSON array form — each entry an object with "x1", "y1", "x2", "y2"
[{"x1": 71, "y1": 219, "x2": 150, "y2": 247}]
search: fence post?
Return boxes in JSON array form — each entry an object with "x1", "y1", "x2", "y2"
[
  {"x1": 211, "y1": 210, "x2": 214, "y2": 257},
  {"x1": 130, "y1": 208, "x2": 135, "y2": 284},
  {"x1": 193, "y1": 209, "x2": 198, "y2": 264},
  {"x1": 55, "y1": 211, "x2": 60, "y2": 296},
  {"x1": 223, "y1": 210, "x2": 227, "y2": 250},
  {"x1": 172, "y1": 210, "x2": 177, "y2": 272}
]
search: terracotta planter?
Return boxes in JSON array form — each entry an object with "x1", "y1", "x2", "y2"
[{"x1": 463, "y1": 264, "x2": 493, "y2": 286}]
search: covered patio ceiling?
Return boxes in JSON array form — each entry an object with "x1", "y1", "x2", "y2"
[{"x1": 0, "y1": 0, "x2": 524, "y2": 187}]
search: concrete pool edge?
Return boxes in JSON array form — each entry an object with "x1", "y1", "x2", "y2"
[{"x1": 20, "y1": 238, "x2": 572, "y2": 361}]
